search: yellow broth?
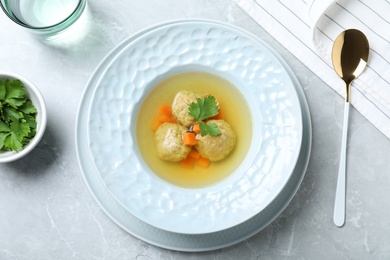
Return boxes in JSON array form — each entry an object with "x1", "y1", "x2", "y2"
[{"x1": 136, "y1": 71, "x2": 252, "y2": 188}]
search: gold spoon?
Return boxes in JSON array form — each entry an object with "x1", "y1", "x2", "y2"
[{"x1": 331, "y1": 29, "x2": 369, "y2": 227}]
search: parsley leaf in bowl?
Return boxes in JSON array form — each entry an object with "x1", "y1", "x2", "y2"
[{"x1": 0, "y1": 79, "x2": 38, "y2": 152}]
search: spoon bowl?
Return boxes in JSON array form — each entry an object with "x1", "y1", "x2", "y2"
[
  {"x1": 332, "y1": 29, "x2": 369, "y2": 101},
  {"x1": 331, "y1": 29, "x2": 369, "y2": 227}
]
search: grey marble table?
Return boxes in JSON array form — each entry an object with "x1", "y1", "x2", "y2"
[{"x1": 1, "y1": 1, "x2": 389, "y2": 259}]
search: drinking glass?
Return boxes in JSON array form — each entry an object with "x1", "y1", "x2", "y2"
[{"x1": 0, "y1": 0, "x2": 88, "y2": 42}]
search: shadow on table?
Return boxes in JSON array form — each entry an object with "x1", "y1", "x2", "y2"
[
  {"x1": 39, "y1": 3, "x2": 127, "y2": 54},
  {"x1": 5, "y1": 123, "x2": 60, "y2": 177}
]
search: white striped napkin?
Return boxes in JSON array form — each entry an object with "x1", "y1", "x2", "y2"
[{"x1": 235, "y1": 0, "x2": 390, "y2": 139}]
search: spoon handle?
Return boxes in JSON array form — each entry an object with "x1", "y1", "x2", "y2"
[{"x1": 334, "y1": 101, "x2": 349, "y2": 227}]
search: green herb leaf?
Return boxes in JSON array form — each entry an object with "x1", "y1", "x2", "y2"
[
  {"x1": 6, "y1": 98, "x2": 26, "y2": 109},
  {"x1": 0, "y1": 80, "x2": 6, "y2": 100},
  {"x1": 5, "y1": 79, "x2": 25, "y2": 100},
  {"x1": 0, "y1": 79, "x2": 38, "y2": 152},
  {"x1": 10, "y1": 119, "x2": 30, "y2": 141},
  {"x1": 188, "y1": 95, "x2": 221, "y2": 137},
  {"x1": 3, "y1": 107, "x2": 22, "y2": 123},
  {"x1": 188, "y1": 96, "x2": 219, "y2": 122},
  {"x1": 4, "y1": 132, "x2": 23, "y2": 151},
  {"x1": 24, "y1": 115, "x2": 37, "y2": 137},
  {"x1": 188, "y1": 102, "x2": 201, "y2": 121},
  {"x1": 19, "y1": 100, "x2": 37, "y2": 114},
  {"x1": 0, "y1": 120, "x2": 10, "y2": 132},
  {"x1": 199, "y1": 122, "x2": 222, "y2": 137},
  {"x1": 0, "y1": 133, "x2": 9, "y2": 149}
]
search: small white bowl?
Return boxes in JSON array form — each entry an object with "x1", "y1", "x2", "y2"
[{"x1": 0, "y1": 72, "x2": 47, "y2": 163}]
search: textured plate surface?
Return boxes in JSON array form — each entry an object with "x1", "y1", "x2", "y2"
[
  {"x1": 86, "y1": 20, "x2": 302, "y2": 234},
  {"x1": 76, "y1": 19, "x2": 311, "y2": 251}
]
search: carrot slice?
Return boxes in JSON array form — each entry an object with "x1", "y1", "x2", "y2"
[
  {"x1": 209, "y1": 108, "x2": 223, "y2": 120},
  {"x1": 216, "y1": 109, "x2": 224, "y2": 119},
  {"x1": 151, "y1": 119, "x2": 163, "y2": 131},
  {"x1": 180, "y1": 156, "x2": 195, "y2": 168},
  {"x1": 158, "y1": 114, "x2": 172, "y2": 123},
  {"x1": 192, "y1": 123, "x2": 201, "y2": 134},
  {"x1": 151, "y1": 113, "x2": 178, "y2": 132},
  {"x1": 183, "y1": 132, "x2": 197, "y2": 146},
  {"x1": 166, "y1": 116, "x2": 177, "y2": 123},
  {"x1": 197, "y1": 156, "x2": 210, "y2": 168},
  {"x1": 159, "y1": 104, "x2": 173, "y2": 116},
  {"x1": 188, "y1": 149, "x2": 201, "y2": 160}
]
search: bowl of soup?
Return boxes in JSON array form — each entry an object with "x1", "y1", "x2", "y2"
[
  {"x1": 136, "y1": 71, "x2": 253, "y2": 189},
  {"x1": 87, "y1": 20, "x2": 302, "y2": 234}
]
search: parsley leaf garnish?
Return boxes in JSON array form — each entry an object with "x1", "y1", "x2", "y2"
[
  {"x1": 198, "y1": 121, "x2": 221, "y2": 137},
  {"x1": 0, "y1": 79, "x2": 37, "y2": 152},
  {"x1": 188, "y1": 96, "x2": 219, "y2": 122},
  {"x1": 188, "y1": 96, "x2": 222, "y2": 137}
]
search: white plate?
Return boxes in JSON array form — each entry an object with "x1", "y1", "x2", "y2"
[
  {"x1": 76, "y1": 19, "x2": 311, "y2": 251},
  {"x1": 87, "y1": 20, "x2": 304, "y2": 234},
  {"x1": 85, "y1": 20, "x2": 303, "y2": 234}
]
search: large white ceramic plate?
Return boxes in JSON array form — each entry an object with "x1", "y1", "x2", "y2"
[
  {"x1": 86, "y1": 20, "x2": 302, "y2": 234},
  {"x1": 76, "y1": 19, "x2": 312, "y2": 251}
]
